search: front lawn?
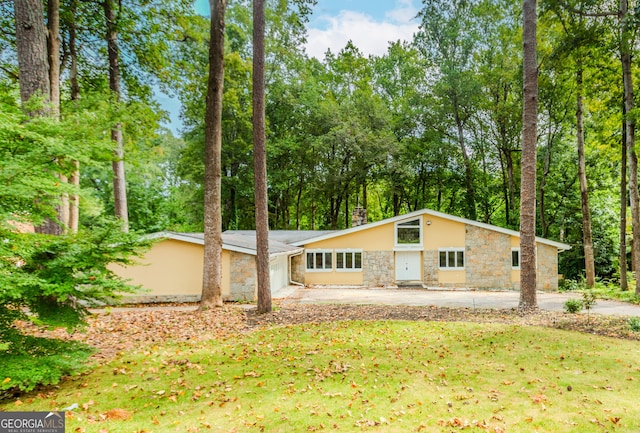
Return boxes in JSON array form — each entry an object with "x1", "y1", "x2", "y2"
[{"x1": 3, "y1": 319, "x2": 640, "y2": 432}]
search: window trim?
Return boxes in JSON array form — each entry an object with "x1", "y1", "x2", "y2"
[
  {"x1": 394, "y1": 216, "x2": 423, "y2": 249},
  {"x1": 306, "y1": 249, "x2": 333, "y2": 272},
  {"x1": 511, "y1": 248, "x2": 520, "y2": 270},
  {"x1": 335, "y1": 249, "x2": 363, "y2": 272},
  {"x1": 438, "y1": 248, "x2": 465, "y2": 270}
]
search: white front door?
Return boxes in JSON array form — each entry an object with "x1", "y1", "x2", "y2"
[{"x1": 395, "y1": 251, "x2": 421, "y2": 281}]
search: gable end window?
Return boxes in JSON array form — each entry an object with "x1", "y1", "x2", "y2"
[
  {"x1": 395, "y1": 218, "x2": 423, "y2": 246},
  {"x1": 336, "y1": 250, "x2": 362, "y2": 271},
  {"x1": 306, "y1": 250, "x2": 333, "y2": 271},
  {"x1": 439, "y1": 249, "x2": 465, "y2": 269}
]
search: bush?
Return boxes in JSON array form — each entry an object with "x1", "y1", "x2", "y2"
[
  {"x1": 629, "y1": 317, "x2": 640, "y2": 332},
  {"x1": 564, "y1": 298, "x2": 583, "y2": 313},
  {"x1": 0, "y1": 332, "x2": 93, "y2": 398},
  {"x1": 582, "y1": 290, "x2": 597, "y2": 312},
  {"x1": 0, "y1": 219, "x2": 152, "y2": 398}
]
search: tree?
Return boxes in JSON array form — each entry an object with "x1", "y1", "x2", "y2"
[
  {"x1": 13, "y1": 0, "x2": 49, "y2": 115},
  {"x1": 201, "y1": 0, "x2": 227, "y2": 309},
  {"x1": 253, "y1": 0, "x2": 271, "y2": 314},
  {"x1": 104, "y1": 0, "x2": 129, "y2": 231},
  {"x1": 519, "y1": 0, "x2": 538, "y2": 310},
  {"x1": 416, "y1": 0, "x2": 482, "y2": 221},
  {"x1": 619, "y1": 0, "x2": 640, "y2": 294}
]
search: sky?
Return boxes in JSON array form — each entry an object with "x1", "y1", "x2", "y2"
[{"x1": 162, "y1": 0, "x2": 421, "y2": 133}]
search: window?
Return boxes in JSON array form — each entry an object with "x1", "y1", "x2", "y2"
[
  {"x1": 396, "y1": 218, "x2": 422, "y2": 246},
  {"x1": 306, "y1": 250, "x2": 333, "y2": 271},
  {"x1": 336, "y1": 250, "x2": 362, "y2": 271},
  {"x1": 439, "y1": 249, "x2": 464, "y2": 269},
  {"x1": 511, "y1": 248, "x2": 520, "y2": 269}
]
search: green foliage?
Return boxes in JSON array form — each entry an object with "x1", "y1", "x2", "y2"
[
  {"x1": 0, "y1": 220, "x2": 152, "y2": 396},
  {"x1": 560, "y1": 278, "x2": 640, "y2": 304},
  {"x1": 0, "y1": 333, "x2": 93, "y2": 396},
  {"x1": 628, "y1": 317, "x2": 640, "y2": 332},
  {"x1": 564, "y1": 298, "x2": 583, "y2": 313},
  {"x1": 0, "y1": 220, "x2": 152, "y2": 324},
  {"x1": 581, "y1": 290, "x2": 597, "y2": 312}
]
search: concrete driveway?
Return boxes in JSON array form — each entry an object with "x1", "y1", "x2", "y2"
[{"x1": 274, "y1": 286, "x2": 640, "y2": 317}]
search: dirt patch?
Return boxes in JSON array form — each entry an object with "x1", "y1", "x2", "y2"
[{"x1": 20, "y1": 302, "x2": 640, "y2": 363}]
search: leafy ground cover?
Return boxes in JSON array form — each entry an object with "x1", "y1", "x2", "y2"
[{"x1": 2, "y1": 304, "x2": 640, "y2": 432}]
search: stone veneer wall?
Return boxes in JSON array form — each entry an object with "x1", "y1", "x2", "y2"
[
  {"x1": 537, "y1": 243, "x2": 558, "y2": 291},
  {"x1": 228, "y1": 251, "x2": 256, "y2": 301},
  {"x1": 465, "y1": 224, "x2": 512, "y2": 289},
  {"x1": 363, "y1": 251, "x2": 395, "y2": 287},
  {"x1": 423, "y1": 250, "x2": 438, "y2": 285},
  {"x1": 291, "y1": 254, "x2": 305, "y2": 284}
]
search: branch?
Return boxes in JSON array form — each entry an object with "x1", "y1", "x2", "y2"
[
  {"x1": 555, "y1": 0, "x2": 618, "y2": 18},
  {"x1": 0, "y1": 64, "x2": 19, "y2": 80}
]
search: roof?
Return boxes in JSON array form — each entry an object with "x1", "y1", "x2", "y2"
[
  {"x1": 224, "y1": 230, "x2": 337, "y2": 244},
  {"x1": 149, "y1": 208, "x2": 570, "y2": 254},
  {"x1": 289, "y1": 208, "x2": 572, "y2": 251},
  {"x1": 148, "y1": 232, "x2": 304, "y2": 257}
]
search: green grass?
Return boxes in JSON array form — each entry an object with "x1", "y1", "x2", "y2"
[
  {"x1": 560, "y1": 278, "x2": 640, "y2": 304},
  {"x1": 4, "y1": 321, "x2": 640, "y2": 432}
]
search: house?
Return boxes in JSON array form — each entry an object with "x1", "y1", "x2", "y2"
[
  {"x1": 112, "y1": 232, "x2": 303, "y2": 302},
  {"x1": 286, "y1": 209, "x2": 570, "y2": 291},
  {"x1": 113, "y1": 209, "x2": 570, "y2": 302}
]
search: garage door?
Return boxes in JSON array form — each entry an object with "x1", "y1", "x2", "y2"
[{"x1": 269, "y1": 255, "x2": 289, "y2": 292}]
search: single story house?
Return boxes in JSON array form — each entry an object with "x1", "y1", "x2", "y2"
[
  {"x1": 112, "y1": 232, "x2": 303, "y2": 302},
  {"x1": 113, "y1": 209, "x2": 570, "y2": 302}
]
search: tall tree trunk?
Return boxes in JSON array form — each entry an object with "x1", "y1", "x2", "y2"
[
  {"x1": 47, "y1": 0, "x2": 60, "y2": 118},
  {"x1": 539, "y1": 118, "x2": 553, "y2": 238},
  {"x1": 620, "y1": 0, "x2": 640, "y2": 294},
  {"x1": 519, "y1": 0, "x2": 538, "y2": 310},
  {"x1": 47, "y1": 0, "x2": 70, "y2": 233},
  {"x1": 14, "y1": 0, "x2": 66, "y2": 235},
  {"x1": 67, "y1": 0, "x2": 80, "y2": 233},
  {"x1": 621, "y1": 109, "x2": 628, "y2": 290},
  {"x1": 14, "y1": 0, "x2": 49, "y2": 114},
  {"x1": 201, "y1": 0, "x2": 227, "y2": 309},
  {"x1": 253, "y1": 0, "x2": 271, "y2": 314},
  {"x1": 576, "y1": 66, "x2": 596, "y2": 287},
  {"x1": 104, "y1": 0, "x2": 129, "y2": 231},
  {"x1": 453, "y1": 106, "x2": 476, "y2": 220}
]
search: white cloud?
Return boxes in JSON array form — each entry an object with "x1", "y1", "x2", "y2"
[{"x1": 305, "y1": 3, "x2": 420, "y2": 60}]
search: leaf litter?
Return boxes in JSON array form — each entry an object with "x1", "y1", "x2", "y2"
[{"x1": 15, "y1": 302, "x2": 640, "y2": 364}]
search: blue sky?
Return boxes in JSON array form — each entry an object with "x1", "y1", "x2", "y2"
[
  {"x1": 161, "y1": 0, "x2": 420, "y2": 133},
  {"x1": 192, "y1": 0, "x2": 419, "y2": 57}
]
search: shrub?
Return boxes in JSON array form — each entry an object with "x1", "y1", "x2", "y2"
[
  {"x1": 0, "y1": 219, "x2": 151, "y2": 398},
  {"x1": 582, "y1": 290, "x2": 597, "y2": 312},
  {"x1": 629, "y1": 317, "x2": 640, "y2": 332},
  {"x1": 564, "y1": 298, "x2": 583, "y2": 313}
]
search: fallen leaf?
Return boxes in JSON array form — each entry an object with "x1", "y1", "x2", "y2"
[{"x1": 103, "y1": 408, "x2": 132, "y2": 420}]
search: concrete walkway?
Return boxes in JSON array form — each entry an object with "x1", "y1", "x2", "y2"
[{"x1": 274, "y1": 286, "x2": 640, "y2": 317}]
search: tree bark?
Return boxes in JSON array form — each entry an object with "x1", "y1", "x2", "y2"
[
  {"x1": 201, "y1": 0, "x2": 227, "y2": 309},
  {"x1": 104, "y1": 0, "x2": 129, "y2": 231},
  {"x1": 47, "y1": 0, "x2": 60, "y2": 119},
  {"x1": 519, "y1": 0, "x2": 538, "y2": 310},
  {"x1": 453, "y1": 102, "x2": 477, "y2": 221},
  {"x1": 68, "y1": 0, "x2": 80, "y2": 233},
  {"x1": 620, "y1": 107, "x2": 628, "y2": 290},
  {"x1": 620, "y1": 0, "x2": 640, "y2": 295},
  {"x1": 14, "y1": 0, "x2": 50, "y2": 114},
  {"x1": 576, "y1": 66, "x2": 595, "y2": 287},
  {"x1": 253, "y1": 0, "x2": 271, "y2": 314}
]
